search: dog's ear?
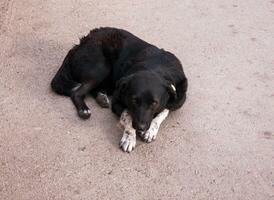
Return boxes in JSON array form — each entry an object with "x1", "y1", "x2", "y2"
[
  {"x1": 166, "y1": 82, "x2": 177, "y2": 100},
  {"x1": 166, "y1": 77, "x2": 188, "y2": 110}
]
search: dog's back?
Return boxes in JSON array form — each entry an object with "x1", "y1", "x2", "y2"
[{"x1": 51, "y1": 27, "x2": 148, "y2": 96}]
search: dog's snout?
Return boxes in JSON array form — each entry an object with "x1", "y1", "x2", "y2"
[{"x1": 135, "y1": 123, "x2": 147, "y2": 131}]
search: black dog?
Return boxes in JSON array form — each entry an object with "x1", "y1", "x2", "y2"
[{"x1": 51, "y1": 27, "x2": 188, "y2": 152}]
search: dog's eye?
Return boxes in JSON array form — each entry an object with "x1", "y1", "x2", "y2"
[{"x1": 152, "y1": 100, "x2": 159, "y2": 106}]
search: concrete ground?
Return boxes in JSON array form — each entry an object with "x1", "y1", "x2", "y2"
[{"x1": 0, "y1": 0, "x2": 274, "y2": 199}]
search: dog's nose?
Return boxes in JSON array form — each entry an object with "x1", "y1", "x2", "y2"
[{"x1": 137, "y1": 123, "x2": 146, "y2": 131}]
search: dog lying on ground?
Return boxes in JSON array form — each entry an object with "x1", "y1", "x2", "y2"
[{"x1": 51, "y1": 27, "x2": 188, "y2": 152}]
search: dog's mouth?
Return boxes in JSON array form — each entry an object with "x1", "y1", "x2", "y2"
[
  {"x1": 136, "y1": 130, "x2": 147, "y2": 141},
  {"x1": 133, "y1": 122, "x2": 150, "y2": 132},
  {"x1": 136, "y1": 130, "x2": 145, "y2": 135}
]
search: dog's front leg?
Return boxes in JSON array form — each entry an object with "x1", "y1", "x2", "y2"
[
  {"x1": 118, "y1": 110, "x2": 136, "y2": 153},
  {"x1": 141, "y1": 109, "x2": 169, "y2": 143}
]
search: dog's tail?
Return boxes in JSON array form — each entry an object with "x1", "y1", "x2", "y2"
[{"x1": 51, "y1": 47, "x2": 80, "y2": 96}]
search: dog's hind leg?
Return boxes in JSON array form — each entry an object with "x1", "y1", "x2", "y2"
[
  {"x1": 71, "y1": 62, "x2": 111, "y2": 119},
  {"x1": 71, "y1": 80, "x2": 97, "y2": 119}
]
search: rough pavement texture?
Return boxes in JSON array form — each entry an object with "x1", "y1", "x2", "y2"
[{"x1": 0, "y1": 0, "x2": 274, "y2": 199}]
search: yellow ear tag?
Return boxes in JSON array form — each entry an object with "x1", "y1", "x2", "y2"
[{"x1": 170, "y1": 84, "x2": 176, "y2": 92}]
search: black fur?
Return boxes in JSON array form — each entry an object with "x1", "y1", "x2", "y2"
[{"x1": 51, "y1": 27, "x2": 188, "y2": 130}]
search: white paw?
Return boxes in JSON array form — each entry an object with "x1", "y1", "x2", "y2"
[
  {"x1": 119, "y1": 131, "x2": 136, "y2": 153},
  {"x1": 143, "y1": 123, "x2": 159, "y2": 143},
  {"x1": 78, "y1": 108, "x2": 91, "y2": 119},
  {"x1": 83, "y1": 109, "x2": 91, "y2": 114}
]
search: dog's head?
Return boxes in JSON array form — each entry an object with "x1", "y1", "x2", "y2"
[{"x1": 116, "y1": 71, "x2": 177, "y2": 132}]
